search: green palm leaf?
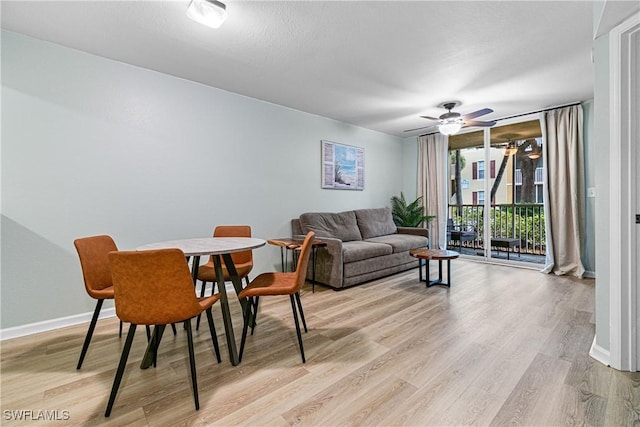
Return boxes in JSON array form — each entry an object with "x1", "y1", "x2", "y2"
[{"x1": 390, "y1": 192, "x2": 434, "y2": 227}]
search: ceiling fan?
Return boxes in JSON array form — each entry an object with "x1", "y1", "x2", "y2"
[{"x1": 404, "y1": 101, "x2": 496, "y2": 135}]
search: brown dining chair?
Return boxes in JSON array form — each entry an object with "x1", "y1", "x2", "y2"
[
  {"x1": 238, "y1": 231, "x2": 315, "y2": 363},
  {"x1": 74, "y1": 235, "x2": 123, "y2": 370},
  {"x1": 74, "y1": 235, "x2": 167, "y2": 369},
  {"x1": 197, "y1": 225, "x2": 253, "y2": 288},
  {"x1": 196, "y1": 225, "x2": 253, "y2": 329},
  {"x1": 105, "y1": 248, "x2": 221, "y2": 417}
]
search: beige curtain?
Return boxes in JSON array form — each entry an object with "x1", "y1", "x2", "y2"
[
  {"x1": 541, "y1": 105, "x2": 585, "y2": 277},
  {"x1": 418, "y1": 133, "x2": 448, "y2": 249}
]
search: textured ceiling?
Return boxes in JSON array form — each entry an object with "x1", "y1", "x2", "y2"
[{"x1": 1, "y1": 1, "x2": 595, "y2": 138}]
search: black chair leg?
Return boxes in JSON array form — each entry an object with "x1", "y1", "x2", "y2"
[
  {"x1": 146, "y1": 325, "x2": 151, "y2": 342},
  {"x1": 250, "y1": 296, "x2": 259, "y2": 335},
  {"x1": 105, "y1": 324, "x2": 137, "y2": 417},
  {"x1": 239, "y1": 298, "x2": 254, "y2": 362},
  {"x1": 289, "y1": 295, "x2": 306, "y2": 363},
  {"x1": 294, "y1": 292, "x2": 307, "y2": 333},
  {"x1": 77, "y1": 299, "x2": 103, "y2": 369},
  {"x1": 119, "y1": 320, "x2": 123, "y2": 338},
  {"x1": 196, "y1": 281, "x2": 207, "y2": 330},
  {"x1": 205, "y1": 308, "x2": 221, "y2": 363},
  {"x1": 200, "y1": 281, "x2": 208, "y2": 298},
  {"x1": 171, "y1": 323, "x2": 177, "y2": 335},
  {"x1": 184, "y1": 320, "x2": 199, "y2": 411}
]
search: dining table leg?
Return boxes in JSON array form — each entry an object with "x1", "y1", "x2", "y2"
[
  {"x1": 213, "y1": 254, "x2": 240, "y2": 366},
  {"x1": 221, "y1": 254, "x2": 248, "y2": 311},
  {"x1": 190, "y1": 255, "x2": 200, "y2": 286},
  {"x1": 139, "y1": 324, "x2": 166, "y2": 369}
]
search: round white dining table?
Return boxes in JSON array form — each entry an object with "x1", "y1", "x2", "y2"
[{"x1": 137, "y1": 237, "x2": 266, "y2": 366}]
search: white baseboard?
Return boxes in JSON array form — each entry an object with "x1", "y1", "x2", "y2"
[
  {"x1": 0, "y1": 308, "x2": 116, "y2": 341},
  {"x1": 583, "y1": 270, "x2": 596, "y2": 279},
  {"x1": 589, "y1": 335, "x2": 611, "y2": 367},
  {"x1": 0, "y1": 282, "x2": 230, "y2": 341}
]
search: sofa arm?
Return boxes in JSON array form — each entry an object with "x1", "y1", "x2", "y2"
[
  {"x1": 396, "y1": 227, "x2": 428, "y2": 238},
  {"x1": 293, "y1": 234, "x2": 344, "y2": 288}
]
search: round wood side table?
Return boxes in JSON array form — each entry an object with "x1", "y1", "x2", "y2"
[{"x1": 409, "y1": 248, "x2": 459, "y2": 287}]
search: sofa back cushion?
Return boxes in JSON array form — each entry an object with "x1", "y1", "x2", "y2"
[
  {"x1": 355, "y1": 207, "x2": 397, "y2": 239},
  {"x1": 299, "y1": 211, "x2": 362, "y2": 242}
]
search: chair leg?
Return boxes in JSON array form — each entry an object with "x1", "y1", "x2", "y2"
[
  {"x1": 105, "y1": 324, "x2": 137, "y2": 417},
  {"x1": 184, "y1": 320, "x2": 199, "y2": 411},
  {"x1": 196, "y1": 281, "x2": 207, "y2": 330},
  {"x1": 119, "y1": 320, "x2": 123, "y2": 338},
  {"x1": 146, "y1": 325, "x2": 151, "y2": 342},
  {"x1": 239, "y1": 298, "x2": 254, "y2": 362},
  {"x1": 205, "y1": 308, "x2": 221, "y2": 363},
  {"x1": 289, "y1": 295, "x2": 306, "y2": 363},
  {"x1": 294, "y1": 292, "x2": 307, "y2": 333},
  {"x1": 171, "y1": 323, "x2": 177, "y2": 335},
  {"x1": 200, "y1": 281, "x2": 208, "y2": 298},
  {"x1": 77, "y1": 299, "x2": 103, "y2": 370},
  {"x1": 250, "y1": 296, "x2": 259, "y2": 335}
]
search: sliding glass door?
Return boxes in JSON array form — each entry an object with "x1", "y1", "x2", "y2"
[{"x1": 447, "y1": 118, "x2": 545, "y2": 265}]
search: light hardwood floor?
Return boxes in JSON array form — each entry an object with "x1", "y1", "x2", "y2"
[{"x1": 2, "y1": 260, "x2": 639, "y2": 426}]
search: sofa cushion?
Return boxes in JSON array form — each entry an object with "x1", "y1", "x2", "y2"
[
  {"x1": 354, "y1": 208, "x2": 397, "y2": 239},
  {"x1": 365, "y1": 234, "x2": 428, "y2": 253},
  {"x1": 299, "y1": 211, "x2": 362, "y2": 242},
  {"x1": 342, "y1": 241, "x2": 393, "y2": 263},
  {"x1": 343, "y1": 252, "x2": 418, "y2": 281}
]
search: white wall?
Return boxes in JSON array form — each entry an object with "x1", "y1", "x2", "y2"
[
  {"x1": 593, "y1": 23, "x2": 611, "y2": 354},
  {"x1": 401, "y1": 136, "x2": 418, "y2": 198},
  {"x1": 1, "y1": 31, "x2": 406, "y2": 330}
]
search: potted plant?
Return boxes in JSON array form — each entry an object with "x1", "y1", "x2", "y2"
[{"x1": 390, "y1": 192, "x2": 434, "y2": 227}]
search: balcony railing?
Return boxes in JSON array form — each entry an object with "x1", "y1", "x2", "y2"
[{"x1": 447, "y1": 203, "x2": 546, "y2": 256}]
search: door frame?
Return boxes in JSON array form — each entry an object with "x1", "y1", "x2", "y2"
[{"x1": 607, "y1": 13, "x2": 640, "y2": 371}]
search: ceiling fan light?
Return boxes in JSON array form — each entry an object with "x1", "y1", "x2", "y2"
[
  {"x1": 187, "y1": 0, "x2": 228, "y2": 29},
  {"x1": 439, "y1": 121, "x2": 462, "y2": 136}
]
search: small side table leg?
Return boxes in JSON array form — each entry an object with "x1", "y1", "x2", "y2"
[
  {"x1": 418, "y1": 259, "x2": 424, "y2": 282},
  {"x1": 438, "y1": 260, "x2": 443, "y2": 282},
  {"x1": 425, "y1": 259, "x2": 430, "y2": 286},
  {"x1": 279, "y1": 247, "x2": 285, "y2": 272},
  {"x1": 311, "y1": 247, "x2": 318, "y2": 293},
  {"x1": 292, "y1": 249, "x2": 299, "y2": 272},
  {"x1": 447, "y1": 259, "x2": 451, "y2": 287}
]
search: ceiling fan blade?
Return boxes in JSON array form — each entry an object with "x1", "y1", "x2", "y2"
[
  {"x1": 462, "y1": 120, "x2": 496, "y2": 128},
  {"x1": 419, "y1": 115, "x2": 441, "y2": 121},
  {"x1": 404, "y1": 124, "x2": 437, "y2": 133},
  {"x1": 461, "y1": 108, "x2": 493, "y2": 120}
]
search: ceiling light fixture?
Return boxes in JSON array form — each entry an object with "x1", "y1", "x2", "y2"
[
  {"x1": 438, "y1": 120, "x2": 462, "y2": 136},
  {"x1": 186, "y1": 0, "x2": 228, "y2": 29}
]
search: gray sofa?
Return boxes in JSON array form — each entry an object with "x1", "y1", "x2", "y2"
[{"x1": 291, "y1": 207, "x2": 429, "y2": 289}]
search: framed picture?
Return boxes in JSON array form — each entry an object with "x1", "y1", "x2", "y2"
[{"x1": 321, "y1": 140, "x2": 364, "y2": 190}]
